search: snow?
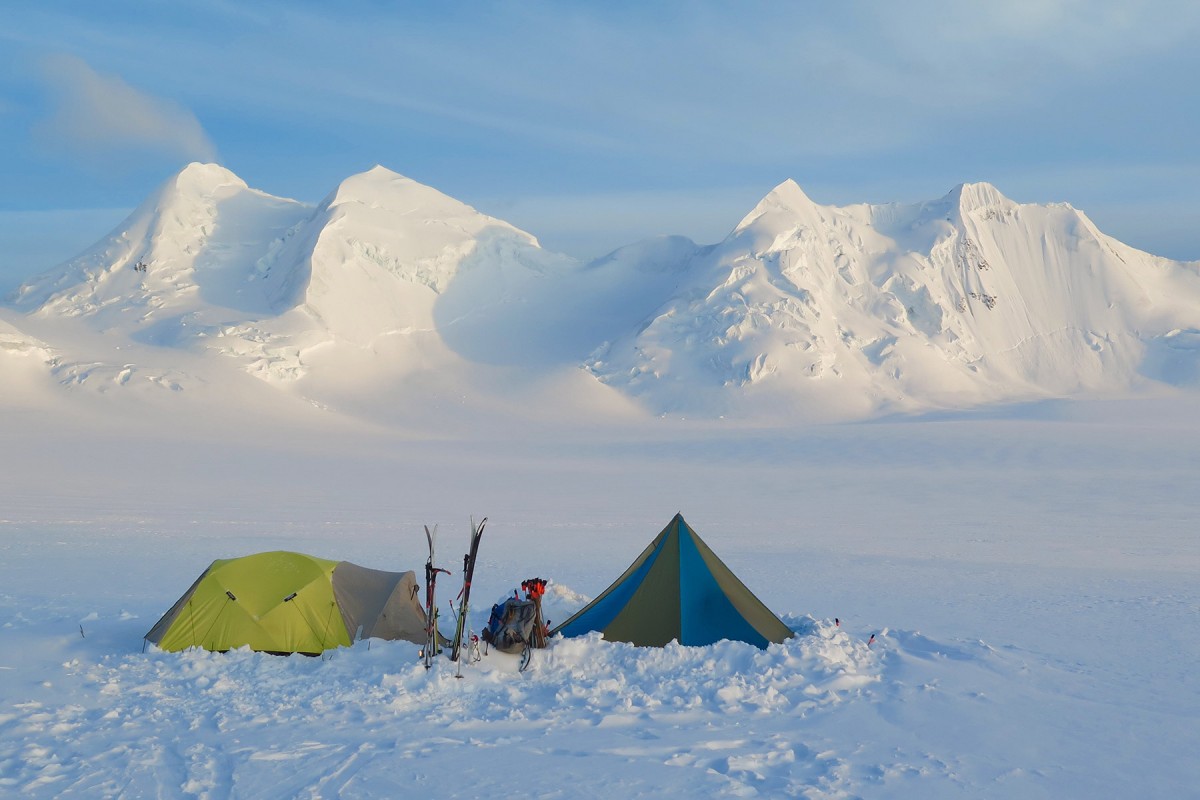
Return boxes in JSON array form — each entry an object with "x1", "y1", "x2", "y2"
[
  {"x1": 1, "y1": 167, "x2": 1198, "y2": 797},
  {"x1": 591, "y1": 179, "x2": 1200, "y2": 419},
  {"x1": 9, "y1": 163, "x2": 1200, "y2": 423},
  {"x1": 1, "y1": 386, "x2": 1197, "y2": 797}
]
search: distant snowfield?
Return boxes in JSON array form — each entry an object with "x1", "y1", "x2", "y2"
[{"x1": 0, "y1": 388, "x2": 1197, "y2": 798}]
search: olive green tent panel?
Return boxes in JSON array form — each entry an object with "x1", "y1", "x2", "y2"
[
  {"x1": 552, "y1": 514, "x2": 793, "y2": 649},
  {"x1": 145, "y1": 551, "x2": 431, "y2": 655},
  {"x1": 600, "y1": 530, "x2": 681, "y2": 646}
]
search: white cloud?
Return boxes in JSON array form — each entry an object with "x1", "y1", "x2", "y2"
[{"x1": 37, "y1": 54, "x2": 216, "y2": 163}]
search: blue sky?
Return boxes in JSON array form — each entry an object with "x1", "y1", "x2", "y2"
[{"x1": 3, "y1": 2, "x2": 1199, "y2": 289}]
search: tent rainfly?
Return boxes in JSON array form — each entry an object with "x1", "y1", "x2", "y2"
[
  {"x1": 145, "y1": 551, "x2": 433, "y2": 655},
  {"x1": 551, "y1": 513, "x2": 793, "y2": 649}
]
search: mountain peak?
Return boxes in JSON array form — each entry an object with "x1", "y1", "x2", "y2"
[
  {"x1": 140, "y1": 162, "x2": 249, "y2": 228},
  {"x1": 734, "y1": 178, "x2": 820, "y2": 233},
  {"x1": 323, "y1": 165, "x2": 478, "y2": 220},
  {"x1": 342, "y1": 164, "x2": 412, "y2": 188},
  {"x1": 758, "y1": 178, "x2": 816, "y2": 212},
  {"x1": 168, "y1": 162, "x2": 247, "y2": 195},
  {"x1": 946, "y1": 181, "x2": 1011, "y2": 212},
  {"x1": 363, "y1": 164, "x2": 405, "y2": 179}
]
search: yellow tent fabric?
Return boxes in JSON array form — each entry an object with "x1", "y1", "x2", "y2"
[{"x1": 146, "y1": 551, "x2": 427, "y2": 655}]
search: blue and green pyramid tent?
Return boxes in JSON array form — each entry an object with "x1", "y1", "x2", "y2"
[{"x1": 552, "y1": 514, "x2": 793, "y2": 649}]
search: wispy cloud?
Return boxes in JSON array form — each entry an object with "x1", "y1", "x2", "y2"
[
  {"x1": 36, "y1": 54, "x2": 216, "y2": 163},
  {"x1": 247, "y1": 0, "x2": 1200, "y2": 164}
]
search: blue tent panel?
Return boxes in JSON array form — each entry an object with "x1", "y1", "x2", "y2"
[{"x1": 679, "y1": 526, "x2": 770, "y2": 648}]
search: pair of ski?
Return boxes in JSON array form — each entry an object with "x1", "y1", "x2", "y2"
[{"x1": 422, "y1": 517, "x2": 486, "y2": 676}]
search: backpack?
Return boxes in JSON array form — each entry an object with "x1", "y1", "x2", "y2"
[{"x1": 481, "y1": 597, "x2": 537, "y2": 654}]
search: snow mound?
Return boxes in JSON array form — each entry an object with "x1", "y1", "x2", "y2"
[
  {"x1": 0, "y1": 617, "x2": 884, "y2": 797},
  {"x1": 50, "y1": 360, "x2": 198, "y2": 394},
  {"x1": 0, "y1": 315, "x2": 54, "y2": 361},
  {"x1": 0, "y1": 314, "x2": 57, "y2": 406}
]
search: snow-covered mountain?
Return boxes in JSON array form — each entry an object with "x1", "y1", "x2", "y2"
[
  {"x1": 5, "y1": 165, "x2": 1199, "y2": 421},
  {"x1": 587, "y1": 179, "x2": 1200, "y2": 418},
  {"x1": 12, "y1": 163, "x2": 308, "y2": 325},
  {"x1": 8, "y1": 163, "x2": 566, "y2": 388}
]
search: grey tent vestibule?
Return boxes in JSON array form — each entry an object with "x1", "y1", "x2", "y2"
[{"x1": 552, "y1": 513, "x2": 793, "y2": 649}]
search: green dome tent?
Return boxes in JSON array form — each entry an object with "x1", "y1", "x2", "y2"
[
  {"x1": 552, "y1": 514, "x2": 793, "y2": 649},
  {"x1": 145, "y1": 551, "x2": 433, "y2": 655}
]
